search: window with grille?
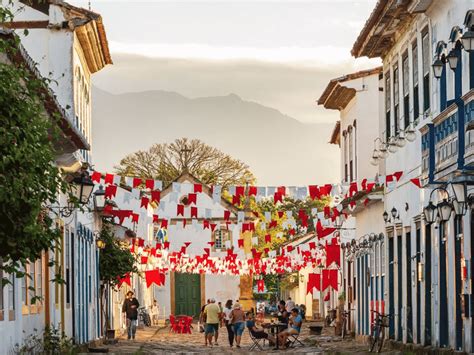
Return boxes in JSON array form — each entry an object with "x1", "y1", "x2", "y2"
[
  {"x1": 212, "y1": 229, "x2": 232, "y2": 251},
  {"x1": 402, "y1": 53, "x2": 410, "y2": 129},
  {"x1": 385, "y1": 72, "x2": 391, "y2": 140},
  {"x1": 412, "y1": 41, "x2": 420, "y2": 122},
  {"x1": 422, "y1": 28, "x2": 430, "y2": 112},
  {"x1": 393, "y1": 63, "x2": 400, "y2": 135}
]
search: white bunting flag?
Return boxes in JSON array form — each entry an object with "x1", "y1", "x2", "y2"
[
  {"x1": 113, "y1": 175, "x2": 121, "y2": 186},
  {"x1": 213, "y1": 185, "x2": 222, "y2": 202},
  {"x1": 154, "y1": 180, "x2": 163, "y2": 191}
]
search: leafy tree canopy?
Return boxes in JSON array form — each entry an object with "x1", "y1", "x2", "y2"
[{"x1": 114, "y1": 138, "x2": 255, "y2": 189}]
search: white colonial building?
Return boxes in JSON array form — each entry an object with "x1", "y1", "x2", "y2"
[
  {"x1": 0, "y1": 0, "x2": 111, "y2": 351},
  {"x1": 318, "y1": 67, "x2": 386, "y2": 337},
  {"x1": 352, "y1": 0, "x2": 474, "y2": 352}
]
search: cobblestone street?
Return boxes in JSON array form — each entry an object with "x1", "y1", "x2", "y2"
[{"x1": 106, "y1": 323, "x2": 399, "y2": 354}]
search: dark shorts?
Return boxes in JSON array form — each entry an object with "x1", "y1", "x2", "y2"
[{"x1": 205, "y1": 323, "x2": 219, "y2": 334}]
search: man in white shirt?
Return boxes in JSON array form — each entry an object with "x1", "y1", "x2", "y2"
[{"x1": 285, "y1": 297, "x2": 295, "y2": 313}]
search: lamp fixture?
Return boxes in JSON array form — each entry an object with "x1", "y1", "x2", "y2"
[
  {"x1": 461, "y1": 28, "x2": 474, "y2": 52},
  {"x1": 446, "y1": 49, "x2": 459, "y2": 71},
  {"x1": 432, "y1": 58, "x2": 445, "y2": 79},
  {"x1": 370, "y1": 151, "x2": 380, "y2": 166},
  {"x1": 396, "y1": 133, "x2": 406, "y2": 148},
  {"x1": 387, "y1": 137, "x2": 399, "y2": 153},
  {"x1": 391, "y1": 207, "x2": 399, "y2": 220},
  {"x1": 49, "y1": 171, "x2": 95, "y2": 217},
  {"x1": 423, "y1": 201, "x2": 437, "y2": 224},
  {"x1": 383, "y1": 211, "x2": 389, "y2": 223},
  {"x1": 437, "y1": 199, "x2": 453, "y2": 222}
]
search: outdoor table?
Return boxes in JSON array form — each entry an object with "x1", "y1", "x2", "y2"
[{"x1": 262, "y1": 322, "x2": 288, "y2": 349}]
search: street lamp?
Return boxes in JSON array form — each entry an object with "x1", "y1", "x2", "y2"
[
  {"x1": 462, "y1": 10, "x2": 474, "y2": 52},
  {"x1": 423, "y1": 201, "x2": 438, "y2": 224},
  {"x1": 446, "y1": 49, "x2": 459, "y2": 71},
  {"x1": 70, "y1": 172, "x2": 95, "y2": 205},
  {"x1": 93, "y1": 185, "x2": 106, "y2": 210},
  {"x1": 387, "y1": 137, "x2": 399, "y2": 153},
  {"x1": 437, "y1": 199, "x2": 453, "y2": 222},
  {"x1": 370, "y1": 151, "x2": 379, "y2": 166},
  {"x1": 382, "y1": 211, "x2": 389, "y2": 223},
  {"x1": 432, "y1": 58, "x2": 445, "y2": 79},
  {"x1": 390, "y1": 207, "x2": 399, "y2": 220}
]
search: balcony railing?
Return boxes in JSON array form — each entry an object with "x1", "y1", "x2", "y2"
[{"x1": 421, "y1": 89, "x2": 474, "y2": 182}]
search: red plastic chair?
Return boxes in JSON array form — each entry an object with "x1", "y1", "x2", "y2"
[
  {"x1": 181, "y1": 316, "x2": 193, "y2": 334},
  {"x1": 169, "y1": 314, "x2": 180, "y2": 333}
]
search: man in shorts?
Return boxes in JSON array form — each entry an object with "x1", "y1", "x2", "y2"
[
  {"x1": 278, "y1": 308, "x2": 302, "y2": 348},
  {"x1": 204, "y1": 298, "x2": 221, "y2": 347}
]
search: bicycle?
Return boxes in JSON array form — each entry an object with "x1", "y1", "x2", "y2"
[
  {"x1": 138, "y1": 307, "x2": 152, "y2": 327},
  {"x1": 341, "y1": 310, "x2": 351, "y2": 339},
  {"x1": 369, "y1": 310, "x2": 391, "y2": 353}
]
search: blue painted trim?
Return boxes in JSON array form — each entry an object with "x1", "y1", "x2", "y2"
[
  {"x1": 455, "y1": 48, "x2": 463, "y2": 100},
  {"x1": 440, "y1": 65, "x2": 447, "y2": 112}
]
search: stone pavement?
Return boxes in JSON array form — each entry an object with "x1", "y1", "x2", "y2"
[{"x1": 105, "y1": 323, "x2": 400, "y2": 354}]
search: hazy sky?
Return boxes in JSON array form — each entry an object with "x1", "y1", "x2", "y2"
[{"x1": 69, "y1": 0, "x2": 380, "y2": 184}]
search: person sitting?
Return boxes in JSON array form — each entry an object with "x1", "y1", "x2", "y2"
[
  {"x1": 277, "y1": 300, "x2": 289, "y2": 332},
  {"x1": 246, "y1": 312, "x2": 275, "y2": 346},
  {"x1": 278, "y1": 308, "x2": 303, "y2": 348}
]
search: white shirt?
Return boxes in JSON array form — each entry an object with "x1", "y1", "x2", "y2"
[
  {"x1": 223, "y1": 307, "x2": 232, "y2": 321},
  {"x1": 285, "y1": 300, "x2": 295, "y2": 312}
]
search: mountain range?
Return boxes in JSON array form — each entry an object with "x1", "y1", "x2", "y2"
[{"x1": 91, "y1": 88, "x2": 339, "y2": 186}]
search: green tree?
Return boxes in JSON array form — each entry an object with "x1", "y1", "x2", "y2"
[
  {"x1": 114, "y1": 138, "x2": 255, "y2": 188},
  {"x1": 0, "y1": 6, "x2": 70, "y2": 291},
  {"x1": 97, "y1": 223, "x2": 139, "y2": 332}
]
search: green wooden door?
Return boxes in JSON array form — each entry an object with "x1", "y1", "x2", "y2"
[{"x1": 175, "y1": 273, "x2": 201, "y2": 317}]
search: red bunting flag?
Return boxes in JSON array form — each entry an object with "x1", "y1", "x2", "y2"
[
  {"x1": 208, "y1": 241, "x2": 215, "y2": 247},
  {"x1": 161, "y1": 219, "x2": 168, "y2": 229},
  {"x1": 325, "y1": 242, "x2": 340, "y2": 267},
  {"x1": 265, "y1": 234, "x2": 271, "y2": 243},
  {"x1": 145, "y1": 179, "x2": 154, "y2": 189},
  {"x1": 248, "y1": 186, "x2": 257, "y2": 196},
  {"x1": 182, "y1": 219, "x2": 186, "y2": 228},
  {"x1": 177, "y1": 204, "x2": 184, "y2": 216},
  {"x1": 277, "y1": 186, "x2": 286, "y2": 196},
  {"x1": 324, "y1": 291, "x2": 331, "y2": 301},
  {"x1": 194, "y1": 184, "x2": 202, "y2": 193},
  {"x1": 203, "y1": 220, "x2": 210, "y2": 229},
  {"x1": 410, "y1": 178, "x2": 422, "y2": 188},
  {"x1": 274, "y1": 192, "x2": 283, "y2": 203},
  {"x1": 105, "y1": 185, "x2": 117, "y2": 199},
  {"x1": 210, "y1": 223, "x2": 217, "y2": 232},
  {"x1": 131, "y1": 213, "x2": 139, "y2": 223},
  {"x1": 393, "y1": 171, "x2": 403, "y2": 181},
  {"x1": 224, "y1": 210, "x2": 231, "y2": 221},
  {"x1": 117, "y1": 273, "x2": 131, "y2": 288},
  {"x1": 153, "y1": 214, "x2": 159, "y2": 223},
  {"x1": 191, "y1": 206, "x2": 198, "y2": 218},
  {"x1": 141, "y1": 197, "x2": 150, "y2": 209},
  {"x1": 151, "y1": 190, "x2": 161, "y2": 203},
  {"x1": 309, "y1": 185, "x2": 320, "y2": 200},
  {"x1": 257, "y1": 279, "x2": 265, "y2": 292},
  {"x1": 91, "y1": 171, "x2": 102, "y2": 183},
  {"x1": 188, "y1": 193, "x2": 197, "y2": 205},
  {"x1": 232, "y1": 195, "x2": 240, "y2": 205},
  {"x1": 144, "y1": 270, "x2": 165, "y2": 288},
  {"x1": 307, "y1": 273, "x2": 321, "y2": 294},
  {"x1": 133, "y1": 178, "x2": 142, "y2": 188},
  {"x1": 141, "y1": 256, "x2": 148, "y2": 264},
  {"x1": 322, "y1": 269, "x2": 338, "y2": 291},
  {"x1": 236, "y1": 186, "x2": 245, "y2": 197},
  {"x1": 238, "y1": 239, "x2": 244, "y2": 248},
  {"x1": 104, "y1": 173, "x2": 114, "y2": 185}
]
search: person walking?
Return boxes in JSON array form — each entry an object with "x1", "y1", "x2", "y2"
[
  {"x1": 203, "y1": 298, "x2": 221, "y2": 347},
  {"x1": 200, "y1": 299, "x2": 210, "y2": 346},
  {"x1": 229, "y1": 302, "x2": 245, "y2": 348},
  {"x1": 122, "y1": 291, "x2": 140, "y2": 340},
  {"x1": 223, "y1": 299, "x2": 234, "y2": 347}
]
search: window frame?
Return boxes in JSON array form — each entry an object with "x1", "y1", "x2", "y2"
[
  {"x1": 385, "y1": 71, "x2": 392, "y2": 140},
  {"x1": 421, "y1": 27, "x2": 431, "y2": 112},
  {"x1": 402, "y1": 52, "x2": 410, "y2": 129},
  {"x1": 212, "y1": 229, "x2": 232, "y2": 251},
  {"x1": 393, "y1": 62, "x2": 400, "y2": 135},
  {"x1": 412, "y1": 40, "x2": 420, "y2": 122}
]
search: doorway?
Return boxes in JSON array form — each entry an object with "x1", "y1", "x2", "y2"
[{"x1": 174, "y1": 273, "x2": 201, "y2": 317}]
